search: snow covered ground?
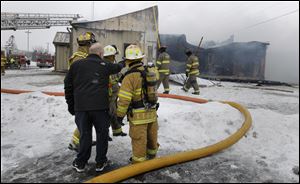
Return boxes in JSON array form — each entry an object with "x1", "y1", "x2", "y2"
[{"x1": 1, "y1": 68, "x2": 299, "y2": 183}]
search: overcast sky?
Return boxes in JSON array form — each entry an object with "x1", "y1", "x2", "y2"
[{"x1": 1, "y1": 1, "x2": 299, "y2": 83}]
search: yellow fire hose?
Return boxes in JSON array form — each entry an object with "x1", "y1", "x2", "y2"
[{"x1": 1, "y1": 88, "x2": 252, "y2": 183}]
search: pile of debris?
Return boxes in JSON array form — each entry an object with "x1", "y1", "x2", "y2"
[{"x1": 169, "y1": 74, "x2": 221, "y2": 87}]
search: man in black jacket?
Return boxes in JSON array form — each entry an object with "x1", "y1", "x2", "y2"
[{"x1": 64, "y1": 42, "x2": 124, "y2": 172}]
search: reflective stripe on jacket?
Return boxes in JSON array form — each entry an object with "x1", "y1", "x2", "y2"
[
  {"x1": 156, "y1": 52, "x2": 170, "y2": 75},
  {"x1": 186, "y1": 55, "x2": 199, "y2": 76},
  {"x1": 68, "y1": 46, "x2": 89, "y2": 68}
]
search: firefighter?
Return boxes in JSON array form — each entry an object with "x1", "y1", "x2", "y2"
[
  {"x1": 1, "y1": 51, "x2": 6, "y2": 75},
  {"x1": 68, "y1": 32, "x2": 97, "y2": 152},
  {"x1": 182, "y1": 50, "x2": 200, "y2": 95},
  {"x1": 10, "y1": 57, "x2": 15, "y2": 69},
  {"x1": 156, "y1": 46, "x2": 171, "y2": 94},
  {"x1": 68, "y1": 32, "x2": 96, "y2": 68},
  {"x1": 117, "y1": 44, "x2": 159, "y2": 164},
  {"x1": 103, "y1": 45, "x2": 127, "y2": 137}
]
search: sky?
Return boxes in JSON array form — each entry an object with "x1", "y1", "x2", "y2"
[{"x1": 1, "y1": 1, "x2": 299, "y2": 84}]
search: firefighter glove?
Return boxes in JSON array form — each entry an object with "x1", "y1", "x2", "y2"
[{"x1": 118, "y1": 59, "x2": 126, "y2": 68}]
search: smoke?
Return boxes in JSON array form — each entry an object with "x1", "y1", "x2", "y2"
[
  {"x1": 158, "y1": 2, "x2": 299, "y2": 84},
  {"x1": 234, "y1": 10, "x2": 299, "y2": 84}
]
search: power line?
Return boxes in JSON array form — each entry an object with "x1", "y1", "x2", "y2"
[
  {"x1": 243, "y1": 9, "x2": 299, "y2": 30},
  {"x1": 204, "y1": 3, "x2": 282, "y2": 36}
]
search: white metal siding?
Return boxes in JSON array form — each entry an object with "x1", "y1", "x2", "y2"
[{"x1": 55, "y1": 45, "x2": 69, "y2": 71}]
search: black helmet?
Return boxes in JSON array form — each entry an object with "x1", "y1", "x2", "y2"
[
  {"x1": 159, "y1": 45, "x2": 167, "y2": 52},
  {"x1": 185, "y1": 49, "x2": 192, "y2": 56}
]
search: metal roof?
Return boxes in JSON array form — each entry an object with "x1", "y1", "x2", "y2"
[
  {"x1": 53, "y1": 32, "x2": 70, "y2": 45},
  {"x1": 71, "y1": 6, "x2": 157, "y2": 26}
]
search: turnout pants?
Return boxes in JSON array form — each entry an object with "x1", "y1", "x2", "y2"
[
  {"x1": 1, "y1": 66, "x2": 5, "y2": 74},
  {"x1": 75, "y1": 110, "x2": 110, "y2": 165},
  {"x1": 109, "y1": 93, "x2": 122, "y2": 134},
  {"x1": 72, "y1": 128, "x2": 80, "y2": 146},
  {"x1": 183, "y1": 75, "x2": 199, "y2": 93},
  {"x1": 129, "y1": 121, "x2": 159, "y2": 163},
  {"x1": 157, "y1": 74, "x2": 170, "y2": 92}
]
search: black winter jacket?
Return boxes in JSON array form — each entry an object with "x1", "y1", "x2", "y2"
[{"x1": 64, "y1": 54, "x2": 123, "y2": 112}]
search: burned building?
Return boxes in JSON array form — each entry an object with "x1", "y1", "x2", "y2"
[
  {"x1": 203, "y1": 42, "x2": 269, "y2": 80},
  {"x1": 160, "y1": 34, "x2": 205, "y2": 74},
  {"x1": 160, "y1": 34, "x2": 269, "y2": 81}
]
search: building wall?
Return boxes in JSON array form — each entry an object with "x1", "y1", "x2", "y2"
[
  {"x1": 204, "y1": 42, "x2": 268, "y2": 80},
  {"x1": 71, "y1": 6, "x2": 158, "y2": 64},
  {"x1": 54, "y1": 45, "x2": 70, "y2": 71},
  {"x1": 160, "y1": 34, "x2": 268, "y2": 80}
]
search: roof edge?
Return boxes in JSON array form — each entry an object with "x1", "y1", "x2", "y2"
[{"x1": 72, "y1": 5, "x2": 157, "y2": 25}]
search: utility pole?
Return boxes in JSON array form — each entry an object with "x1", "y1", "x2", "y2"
[
  {"x1": 25, "y1": 30, "x2": 31, "y2": 56},
  {"x1": 91, "y1": 1, "x2": 95, "y2": 21},
  {"x1": 46, "y1": 42, "x2": 50, "y2": 53}
]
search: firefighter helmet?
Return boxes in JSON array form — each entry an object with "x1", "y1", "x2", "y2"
[
  {"x1": 185, "y1": 49, "x2": 192, "y2": 56},
  {"x1": 125, "y1": 44, "x2": 145, "y2": 60},
  {"x1": 159, "y1": 45, "x2": 167, "y2": 52},
  {"x1": 104, "y1": 45, "x2": 118, "y2": 57},
  {"x1": 77, "y1": 32, "x2": 96, "y2": 46},
  {"x1": 111, "y1": 45, "x2": 119, "y2": 55}
]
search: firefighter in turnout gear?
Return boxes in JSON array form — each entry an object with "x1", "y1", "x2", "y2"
[
  {"x1": 68, "y1": 32, "x2": 97, "y2": 68},
  {"x1": 156, "y1": 46, "x2": 170, "y2": 94},
  {"x1": 103, "y1": 45, "x2": 127, "y2": 137},
  {"x1": 182, "y1": 50, "x2": 200, "y2": 95},
  {"x1": 1, "y1": 51, "x2": 6, "y2": 75},
  {"x1": 117, "y1": 44, "x2": 159, "y2": 164},
  {"x1": 68, "y1": 32, "x2": 97, "y2": 152}
]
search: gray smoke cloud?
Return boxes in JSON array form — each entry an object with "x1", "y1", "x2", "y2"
[{"x1": 1, "y1": 1, "x2": 298, "y2": 84}]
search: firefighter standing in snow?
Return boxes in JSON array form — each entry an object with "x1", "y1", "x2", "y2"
[
  {"x1": 103, "y1": 45, "x2": 127, "y2": 137},
  {"x1": 68, "y1": 32, "x2": 97, "y2": 151},
  {"x1": 156, "y1": 46, "x2": 171, "y2": 94},
  {"x1": 117, "y1": 44, "x2": 159, "y2": 163},
  {"x1": 182, "y1": 50, "x2": 200, "y2": 95},
  {"x1": 1, "y1": 51, "x2": 6, "y2": 75}
]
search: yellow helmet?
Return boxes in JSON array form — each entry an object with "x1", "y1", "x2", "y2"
[
  {"x1": 77, "y1": 32, "x2": 96, "y2": 45},
  {"x1": 125, "y1": 44, "x2": 145, "y2": 60},
  {"x1": 103, "y1": 45, "x2": 118, "y2": 57}
]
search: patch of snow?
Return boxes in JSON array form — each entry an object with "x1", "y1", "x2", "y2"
[
  {"x1": 1, "y1": 68, "x2": 299, "y2": 182},
  {"x1": 163, "y1": 170, "x2": 181, "y2": 180}
]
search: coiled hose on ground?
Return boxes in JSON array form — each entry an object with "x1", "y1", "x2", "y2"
[{"x1": 1, "y1": 88, "x2": 252, "y2": 183}]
